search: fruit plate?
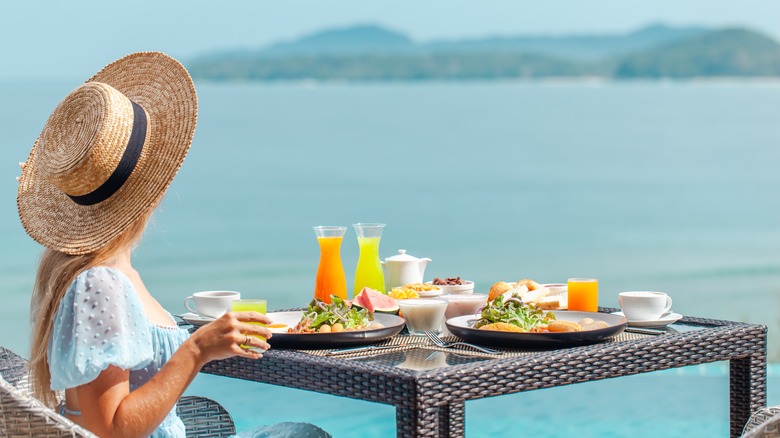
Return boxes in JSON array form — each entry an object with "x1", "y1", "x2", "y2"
[
  {"x1": 446, "y1": 311, "x2": 627, "y2": 348},
  {"x1": 265, "y1": 311, "x2": 405, "y2": 349}
]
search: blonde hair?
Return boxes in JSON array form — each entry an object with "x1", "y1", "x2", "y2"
[{"x1": 29, "y1": 208, "x2": 154, "y2": 407}]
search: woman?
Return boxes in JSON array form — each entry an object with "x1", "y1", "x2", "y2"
[{"x1": 17, "y1": 52, "x2": 328, "y2": 438}]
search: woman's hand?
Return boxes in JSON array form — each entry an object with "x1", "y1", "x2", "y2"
[{"x1": 188, "y1": 311, "x2": 272, "y2": 364}]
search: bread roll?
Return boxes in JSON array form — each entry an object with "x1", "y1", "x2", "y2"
[
  {"x1": 506, "y1": 283, "x2": 529, "y2": 298},
  {"x1": 488, "y1": 278, "x2": 548, "y2": 303},
  {"x1": 548, "y1": 320, "x2": 582, "y2": 332},
  {"x1": 515, "y1": 279, "x2": 542, "y2": 290},
  {"x1": 536, "y1": 296, "x2": 560, "y2": 310},
  {"x1": 488, "y1": 281, "x2": 513, "y2": 302},
  {"x1": 581, "y1": 320, "x2": 609, "y2": 331},
  {"x1": 521, "y1": 287, "x2": 550, "y2": 305}
]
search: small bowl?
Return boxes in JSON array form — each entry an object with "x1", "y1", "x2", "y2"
[
  {"x1": 426, "y1": 280, "x2": 475, "y2": 295},
  {"x1": 440, "y1": 293, "x2": 488, "y2": 319},
  {"x1": 543, "y1": 283, "x2": 567, "y2": 294},
  {"x1": 391, "y1": 284, "x2": 443, "y2": 298},
  {"x1": 397, "y1": 298, "x2": 448, "y2": 335}
]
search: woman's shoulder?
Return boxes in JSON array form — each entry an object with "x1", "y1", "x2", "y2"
[
  {"x1": 50, "y1": 266, "x2": 155, "y2": 391},
  {"x1": 76, "y1": 265, "x2": 130, "y2": 282},
  {"x1": 66, "y1": 266, "x2": 137, "y2": 302}
]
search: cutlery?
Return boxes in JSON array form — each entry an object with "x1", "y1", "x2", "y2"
[
  {"x1": 423, "y1": 331, "x2": 500, "y2": 354},
  {"x1": 327, "y1": 344, "x2": 406, "y2": 356},
  {"x1": 625, "y1": 327, "x2": 667, "y2": 336}
]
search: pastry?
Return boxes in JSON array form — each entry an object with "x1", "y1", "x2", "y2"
[
  {"x1": 488, "y1": 281, "x2": 513, "y2": 302},
  {"x1": 479, "y1": 322, "x2": 526, "y2": 333},
  {"x1": 548, "y1": 320, "x2": 582, "y2": 332}
]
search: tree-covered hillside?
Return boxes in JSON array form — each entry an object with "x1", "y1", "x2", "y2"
[
  {"x1": 187, "y1": 25, "x2": 780, "y2": 81},
  {"x1": 615, "y1": 28, "x2": 780, "y2": 78}
]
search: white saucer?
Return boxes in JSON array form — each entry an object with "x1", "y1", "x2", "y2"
[
  {"x1": 612, "y1": 311, "x2": 682, "y2": 328},
  {"x1": 177, "y1": 312, "x2": 216, "y2": 327}
]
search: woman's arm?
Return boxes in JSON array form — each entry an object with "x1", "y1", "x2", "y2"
[{"x1": 75, "y1": 311, "x2": 271, "y2": 438}]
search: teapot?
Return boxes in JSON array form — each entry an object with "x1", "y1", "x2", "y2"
[{"x1": 382, "y1": 249, "x2": 432, "y2": 289}]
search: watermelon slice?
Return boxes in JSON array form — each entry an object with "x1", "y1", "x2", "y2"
[{"x1": 354, "y1": 287, "x2": 400, "y2": 315}]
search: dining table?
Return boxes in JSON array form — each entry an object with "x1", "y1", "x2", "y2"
[{"x1": 196, "y1": 307, "x2": 766, "y2": 438}]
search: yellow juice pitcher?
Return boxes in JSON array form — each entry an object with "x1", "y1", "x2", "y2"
[{"x1": 353, "y1": 223, "x2": 386, "y2": 296}]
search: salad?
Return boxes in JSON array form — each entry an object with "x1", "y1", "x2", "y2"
[
  {"x1": 289, "y1": 296, "x2": 376, "y2": 334},
  {"x1": 474, "y1": 293, "x2": 556, "y2": 332}
]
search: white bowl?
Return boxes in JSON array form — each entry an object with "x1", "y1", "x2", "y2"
[
  {"x1": 391, "y1": 284, "x2": 443, "y2": 298},
  {"x1": 397, "y1": 298, "x2": 448, "y2": 335},
  {"x1": 440, "y1": 293, "x2": 488, "y2": 319},
  {"x1": 542, "y1": 283, "x2": 567, "y2": 294},
  {"x1": 426, "y1": 280, "x2": 475, "y2": 295}
]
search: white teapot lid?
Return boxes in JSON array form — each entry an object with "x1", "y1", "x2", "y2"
[{"x1": 385, "y1": 249, "x2": 420, "y2": 262}]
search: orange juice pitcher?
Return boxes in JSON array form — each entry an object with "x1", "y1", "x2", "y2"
[{"x1": 313, "y1": 226, "x2": 348, "y2": 304}]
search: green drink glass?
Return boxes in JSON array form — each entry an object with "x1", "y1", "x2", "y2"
[
  {"x1": 231, "y1": 299, "x2": 267, "y2": 345},
  {"x1": 353, "y1": 223, "x2": 386, "y2": 296}
]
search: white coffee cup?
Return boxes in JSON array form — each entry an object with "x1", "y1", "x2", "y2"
[
  {"x1": 619, "y1": 291, "x2": 673, "y2": 321},
  {"x1": 184, "y1": 291, "x2": 241, "y2": 319}
]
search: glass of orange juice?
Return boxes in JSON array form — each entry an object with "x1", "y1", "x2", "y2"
[
  {"x1": 313, "y1": 226, "x2": 348, "y2": 304},
  {"x1": 231, "y1": 299, "x2": 267, "y2": 346},
  {"x1": 567, "y1": 278, "x2": 599, "y2": 312}
]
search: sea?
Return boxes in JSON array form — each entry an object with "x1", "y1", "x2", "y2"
[{"x1": 1, "y1": 79, "x2": 779, "y2": 437}]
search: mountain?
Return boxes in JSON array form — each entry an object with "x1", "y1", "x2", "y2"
[
  {"x1": 615, "y1": 28, "x2": 780, "y2": 77},
  {"x1": 261, "y1": 24, "x2": 416, "y2": 56},
  {"x1": 423, "y1": 24, "x2": 708, "y2": 60},
  {"x1": 203, "y1": 23, "x2": 707, "y2": 60},
  {"x1": 187, "y1": 24, "x2": 780, "y2": 81}
]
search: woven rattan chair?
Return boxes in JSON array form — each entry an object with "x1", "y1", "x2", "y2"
[
  {"x1": 0, "y1": 346, "x2": 236, "y2": 437},
  {"x1": 742, "y1": 406, "x2": 780, "y2": 437}
]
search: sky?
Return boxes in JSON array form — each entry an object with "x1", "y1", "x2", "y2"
[{"x1": 1, "y1": 0, "x2": 778, "y2": 80}]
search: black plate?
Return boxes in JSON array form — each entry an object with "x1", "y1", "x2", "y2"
[
  {"x1": 446, "y1": 311, "x2": 627, "y2": 348},
  {"x1": 266, "y1": 311, "x2": 405, "y2": 349}
]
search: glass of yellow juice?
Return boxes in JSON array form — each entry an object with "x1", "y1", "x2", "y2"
[
  {"x1": 567, "y1": 278, "x2": 598, "y2": 312},
  {"x1": 352, "y1": 223, "x2": 386, "y2": 296},
  {"x1": 231, "y1": 299, "x2": 267, "y2": 345}
]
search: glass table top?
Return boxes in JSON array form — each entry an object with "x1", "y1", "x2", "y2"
[{"x1": 347, "y1": 347, "x2": 491, "y2": 371}]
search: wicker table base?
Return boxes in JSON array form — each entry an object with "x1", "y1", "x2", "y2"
[{"x1": 200, "y1": 309, "x2": 766, "y2": 437}]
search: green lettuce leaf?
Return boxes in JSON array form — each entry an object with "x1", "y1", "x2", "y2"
[{"x1": 474, "y1": 293, "x2": 555, "y2": 330}]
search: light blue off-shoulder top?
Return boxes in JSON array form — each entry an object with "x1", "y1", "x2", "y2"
[{"x1": 48, "y1": 266, "x2": 190, "y2": 438}]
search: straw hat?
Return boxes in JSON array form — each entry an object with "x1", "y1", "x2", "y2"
[{"x1": 17, "y1": 52, "x2": 198, "y2": 255}]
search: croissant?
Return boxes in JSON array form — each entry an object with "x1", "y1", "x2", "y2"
[
  {"x1": 487, "y1": 281, "x2": 513, "y2": 302},
  {"x1": 514, "y1": 279, "x2": 541, "y2": 290}
]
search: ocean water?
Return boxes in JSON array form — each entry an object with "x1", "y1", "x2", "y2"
[{"x1": 1, "y1": 79, "x2": 780, "y2": 437}]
